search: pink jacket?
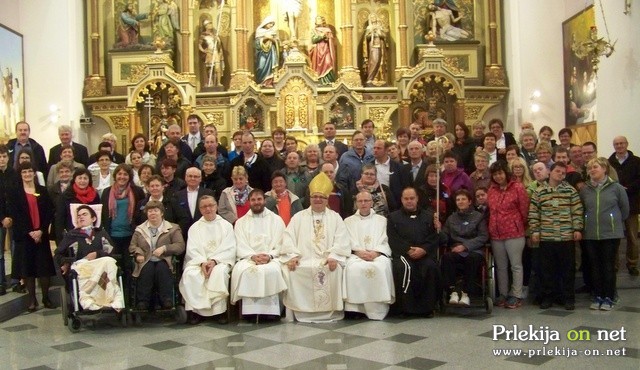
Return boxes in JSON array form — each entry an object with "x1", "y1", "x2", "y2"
[{"x1": 487, "y1": 180, "x2": 529, "y2": 240}]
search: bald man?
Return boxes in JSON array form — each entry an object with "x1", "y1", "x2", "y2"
[
  {"x1": 157, "y1": 124, "x2": 194, "y2": 162},
  {"x1": 175, "y1": 166, "x2": 216, "y2": 239}
]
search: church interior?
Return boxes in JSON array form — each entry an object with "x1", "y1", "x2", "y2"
[{"x1": 0, "y1": 0, "x2": 639, "y2": 368}]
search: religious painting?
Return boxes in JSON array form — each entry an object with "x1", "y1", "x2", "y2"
[
  {"x1": 0, "y1": 23, "x2": 25, "y2": 138},
  {"x1": 413, "y1": 0, "x2": 474, "y2": 45},
  {"x1": 329, "y1": 96, "x2": 356, "y2": 130},
  {"x1": 239, "y1": 98, "x2": 265, "y2": 132},
  {"x1": 562, "y1": 6, "x2": 597, "y2": 126}
]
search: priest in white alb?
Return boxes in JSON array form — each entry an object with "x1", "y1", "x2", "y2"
[
  {"x1": 231, "y1": 189, "x2": 287, "y2": 318},
  {"x1": 280, "y1": 172, "x2": 351, "y2": 322},
  {"x1": 343, "y1": 191, "x2": 395, "y2": 320},
  {"x1": 179, "y1": 195, "x2": 236, "y2": 324}
]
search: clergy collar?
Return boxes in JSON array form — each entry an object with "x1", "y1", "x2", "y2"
[
  {"x1": 356, "y1": 209, "x2": 375, "y2": 219},
  {"x1": 401, "y1": 207, "x2": 420, "y2": 216}
]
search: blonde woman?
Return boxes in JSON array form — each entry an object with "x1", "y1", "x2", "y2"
[
  {"x1": 218, "y1": 166, "x2": 253, "y2": 224},
  {"x1": 509, "y1": 157, "x2": 532, "y2": 188}
]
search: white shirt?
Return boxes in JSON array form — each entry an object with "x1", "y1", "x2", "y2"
[
  {"x1": 375, "y1": 156, "x2": 391, "y2": 187},
  {"x1": 496, "y1": 133, "x2": 506, "y2": 149},
  {"x1": 187, "y1": 187, "x2": 199, "y2": 217},
  {"x1": 188, "y1": 133, "x2": 201, "y2": 150}
]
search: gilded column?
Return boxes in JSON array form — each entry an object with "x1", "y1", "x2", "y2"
[
  {"x1": 484, "y1": 0, "x2": 506, "y2": 86},
  {"x1": 180, "y1": 0, "x2": 192, "y2": 74},
  {"x1": 399, "y1": 100, "x2": 412, "y2": 127},
  {"x1": 397, "y1": 0, "x2": 409, "y2": 69},
  {"x1": 127, "y1": 108, "x2": 137, "y2": 139},
  {"x1": 83, "y1": 0, "x2": 106, "y2": 97},
  {"x1": 229, "y1": 0, "x2": 252, "y2": 90},
  {"x1": 338, "y1": 1, "x2": 361, "y2": 87},
  {"x1": 454, "y1": 99, "x2": 466, "y2": 125}
]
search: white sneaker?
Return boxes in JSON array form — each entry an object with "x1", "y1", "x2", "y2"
[
  {"x1": 449, "y1": 292, "x2": 459, "y2": 305},
  {"x1": 459, "y1": 292, "x2": 470, "y2": 306}
]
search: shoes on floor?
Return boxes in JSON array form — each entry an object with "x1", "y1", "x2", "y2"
[
  {"x1": 42, "y1": 298, "x2": 57, "y2": 309},
  {"x1": 494, "y1": 295, "x2": 507, "y2": 307},
  {"x1": 589, "y1": 297, "x2": 602, "y2": 310},
  {"x1": 12, "y1": 284, "x2": 26, "y2": 294},
  {"x1": 600, "y1": 297, "x2": 614, "y2": 311},
  {"x1": 629, "y1": 267, "x2": 639, "y2": 276},
  {"x1": 449, "y1": 292, "x2": 459, "y2": 305},
  {"x1": 217, "y1": 314, "x2": 229, "y2": 325},
  {"x1": 506, "y1": 297, "x2": 522, "y2": 309},
  {"x1": 459, "y1": 292, "x2": 470, "y2": 306},
  {"x1": 0, "y1": 285, "x2": 6, "y2": 296},
  {"x1": 539, "y1": 301, "x2": 552, "y2": 309},
  {"x1": 189, "y1": 312, "x2": 202, "y2": 325}
]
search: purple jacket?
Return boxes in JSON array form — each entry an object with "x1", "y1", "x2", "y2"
[{"x1": 442, "y1": 168, "x2": 473, "y2": 194}]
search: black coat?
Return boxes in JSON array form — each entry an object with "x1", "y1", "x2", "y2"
[
  {"x1": 135, "y1": 195, "x2": 190, "y2": 239},
  {"x1": 48, "y1": 142, "x2": 90, "y2": 167},
  {"x1": 88, "y1": 150, "x2": 125, "y2": 165},
  {"x1": 318, "y1": 140, "x2": 349, "y2": 159},
  {"x1": 388, "y1": 160, "x2": 411, "y2": 206},
  {"x1": 175, "y1": 187, "x2": 216, "y2": 238},
  {"x1": 0, "y1": 167, "x2": 19, "y2": 221},
  {"x1": 12, "y1": 184, "x2": 55, "y2": 278},
  {"x1": 387, "y1": 207, "x2": 439, "y2": 260},
  {"x1": 157, "y1": 141, "x2": 194, "y2": 163},
  {"x1": 230, "y1": 154, "x2": 272, "y2": 191},
  {"x1": 54, "y1": 227, "x2": 115, "y2": 268},
  {"x1": 452, "y1": 139, "x2": 477, "y2": 174},
  {"x1": 609, "y1": 150, "x2": 640, "y2": 215},
  {"x1": 202, "y1": 170, "x2": 228, "y2": 201}
]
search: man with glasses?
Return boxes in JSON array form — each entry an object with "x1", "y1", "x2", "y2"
[{"x1": 280, "y1": 173, "x2": 351, "y2": 322}]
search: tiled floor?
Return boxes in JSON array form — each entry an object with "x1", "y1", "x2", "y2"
[{"x1": 0, "y1": 274, "x2": 638, "y2": 370}]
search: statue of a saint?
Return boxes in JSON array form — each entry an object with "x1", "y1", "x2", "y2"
[
  {"x1": 363, "y1": 13, "x2": 388, "y2": 86},
  {"x1": 283, "y1": 0, "x2": 302, "y2": 40},
  {"x1": 429, "y1": 3, "x2": 470, "y2": 41},
  {"x1": 116, "y1": 2, "x2": 148, "y2": 48},
  {"x1": 309, "y1": 16, "x2": 336, "y2": 85},
  {"x1": 199, "y1": 20, "x2": 224, "y2": 88},
  {"x1": 153, "y1": 0, "x2": 180, "y2": 45},
  {"x1": 254, "y1": 16, "x2": 280, "y2": 88}
]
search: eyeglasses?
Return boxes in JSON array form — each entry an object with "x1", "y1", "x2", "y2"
[{"x1": 310, "y1": 195, "x2": 328, "y2": 200}]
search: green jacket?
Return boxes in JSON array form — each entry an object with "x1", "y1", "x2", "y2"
[{"x1": 579, "y1": 177, "x2": 629, "y2": 240}]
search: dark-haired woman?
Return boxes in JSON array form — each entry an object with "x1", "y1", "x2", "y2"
[
  {"x1": 56, "y1": 168, "x2": 101, "y2": 245},
  {"x1": 452, "y1": 123, "x2": 477, "y2": 174},
  {"x1": 12, "y1": 162, "x2": 55, "y2": 311},
  {"x1": 126, "y1": 133, "x2": 157, "y2": 168}
]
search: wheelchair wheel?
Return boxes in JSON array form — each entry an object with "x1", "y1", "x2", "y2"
[
  {"x1": 175, "y1": 305, "x2": 188, "y2": 324},
  {"x1": 68, "y1": 317, "x2": 81, "y2": 333},
  {"x1": 487, "y1": 276, "x2": 496, "y2": 301},
  {"x1": 60, "y1": 289, "x2": 69, "y2": 326},
  {"x1": 485, "y1": 297, "x2": 493, "y2": 314}
]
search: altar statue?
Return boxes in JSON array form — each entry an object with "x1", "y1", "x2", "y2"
[
  {"x1": 254, "y1": 16, "x2": 280, "y2": 88},
  {"x1": 309, "y1": 16, "x2": 336, "y2": 85},
  {"x1": 153, "y1": 0, "x2": 180, "y2": 45},
  {"x1": 363, "y1": 13, "x2": 388, "y2": 86},
  {"x1": 199, "y1": 20, "x2": 224, "y2": 88},
  {"x1": 283, "y1": 0, "x2": 302, "y2": 40},
  {"x1": 116, "y1": 2, "x2": 148, "y2": 48},
  {"x1": 430, "y1": 4, "x2": 470, "y2": 41}
]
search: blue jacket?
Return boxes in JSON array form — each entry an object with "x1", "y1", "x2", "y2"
[
  {"x1": 336, "y1": 148, "x2": 374, "y2": 191},
  {"x1": 580, "y1": 177, "x2": 630, "y2": 240}
]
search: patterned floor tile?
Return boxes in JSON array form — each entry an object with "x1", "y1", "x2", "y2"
[
  {"x1": 191, "y1": 333, "x2": 279, "y2": 356},
  {"x1": 3, "y1": 323, "x2": 38, "y2": 332},
  {"x1": 50, "y1": 341, "x2": 92, "y2": 352},
  {"x1": 144, "y1": 340, "x2": 185, "y2": 351},
  {"x1": 177, "y1": 357, "x2": 277, "y2": 370},
  {"x1": 288, "y1": 331, "x2": 378, "y2": 352},
  {"x1": 384, "y1": 333, "x2": 427, "y2": 344},
  {"x1": 616, "y1": 306, "x2": 640, "y2": 313},
  {"x1": 234, "y1": 343, "x2": 330, "y2": 368},
  {"x1": 283, "y1": 353, "x2": 389, "y2": 370},
  {"x1": 505, "y1": 354, "x2": 554, "y2": 366},
  {"x1": 394, "y1": 357, "x2": 447, "y2": 369}
]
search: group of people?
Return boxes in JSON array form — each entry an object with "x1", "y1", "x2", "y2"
[{"x1": 0, "y1": 114, "x2": 636, "y2": 324}]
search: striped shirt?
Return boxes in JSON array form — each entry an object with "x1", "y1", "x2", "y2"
[{"x1": 528, "y1": 181, "x2": 583, "y2": 241}]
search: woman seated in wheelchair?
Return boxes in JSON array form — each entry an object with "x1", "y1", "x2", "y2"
[
  {"x1": 54, "y1": 204, "x2": 125, "y2": 311},
  {"x1": 436, "y1": 189, "x2": 489, "y2": 306},
  {"x1": 129, "y1": 200, "x2": 185, "y2": 310}
]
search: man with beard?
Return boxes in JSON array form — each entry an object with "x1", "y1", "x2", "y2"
[{"x1": 231, "y1": 189, "x2": 287, "y2": 320}]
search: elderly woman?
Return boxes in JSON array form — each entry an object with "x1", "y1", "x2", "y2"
[
  {"x1": 487, "y1": 161, "x2": 529, "y2": 309},
  {"x1": 470, "y1": 151, "x2": 491, "y2": 191},
  {"x1": 218, "y1": 166, "x2": 254, "y2": 224},
  {"x1": 100, "y1": 164, "x2": 145, "y2": 261},
  {"x1": 418, "y1": 164, "x2": 452, "y2": 222},
  {"x1": 12, "y1": 162, "x2": 55, "y2": 312},
  {"x1": 355, "y1": 164, "x2": 396, "y2": 217},
  {"x1": 126, "y1": 133, "x2": 157, "y2": 168},
  {"x1": 200, "y1": 155, "x2": 227, "y2": 201},
  {"x1": 54, "y1": 205, "x2": 124, "y2": 311},
  {"x1": 580, "y1": 158, "x2": 629, "y2": 311},
  {"x1": 47, "y1": 145, "x2": 85, "y2": 187},
  {"x1": 130, "y1": 201, "x2": 185, "y2": 310},
  {"x1": 137, "y1": 164, "x2": 155, "y2": 193},
  {"x1": 91, "y1": 151, "x2": 114, "y2": 196},
  {"x1": 519, "y1": 130, "x2": 538, "y2": 166},
  {"x1": 471, "y1": 120, "x2": 486, "y2": 147},
  {"x1": 302, "y1": 144, "x2": 321, "y2": 176},
  {"x1": 437, "y1": 189, "x2": 488, "y2": 306},
  {"x1": 56, "y1": 168, "x2": 101, "y2": 244},
  {"x1": 136, "y1": 175, "x2": 189, "y2": 234}
]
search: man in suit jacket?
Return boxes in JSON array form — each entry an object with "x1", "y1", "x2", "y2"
[
  {"x1": 175, "y1": 167, "x2": 215, "y2": 239},
  {"x1": 158, "y1": 124, "x2": 194, "y2": 163},
  {"x1": 182, "y1": 114, "x2": 204, "y2": 153},
  {"x1": 229, "y1": 132, "x2": 271, "y2": 191},
  {"x1": 192, "y1": 123, "x2": 229, "y2": 159},
  {"x1": 403, "y1": 141, "x2": 428, "y2": 189},
  {"x1": 7, "y1": 121, "x2": 48, "y2": 179},
  {"x1": 48, "y1": 124, "x2": 89, "y2": 167},
  {"x1": 373, "y1": 139, "x2": 410, "y2": 205},
  {"x1": 318, "y1": 122, "x2": 349, "y2": 159}
]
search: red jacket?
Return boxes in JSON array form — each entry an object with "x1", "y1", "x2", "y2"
[{"x1": 487, "y1": 180, "x2": 529, "y2": 240}]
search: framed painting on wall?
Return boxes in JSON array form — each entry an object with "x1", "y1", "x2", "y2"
[
  {"x1": 562, "y1": 6, "x2": 597, "y2": 127},
  {"x1": 0, "y1": 23, "x2": 25, "y2": 139}
]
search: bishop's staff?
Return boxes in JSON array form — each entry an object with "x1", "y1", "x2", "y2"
[
  {"x1": 434, "y1": 135, "x2": 449, "y2": 233},
  {"x1": 208, "y1": 0, "x2": 225, "y2": 87}
]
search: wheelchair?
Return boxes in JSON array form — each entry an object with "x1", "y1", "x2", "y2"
[
  {"x1": 439, "y1": 244, "x2": 495, "y2": 314},
  {"x1": 127, "y1": 255, "x2": 187, "y2": 325},
  {"x1": 60, "y1": 255, "x2": 128, "y2": 333}
]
